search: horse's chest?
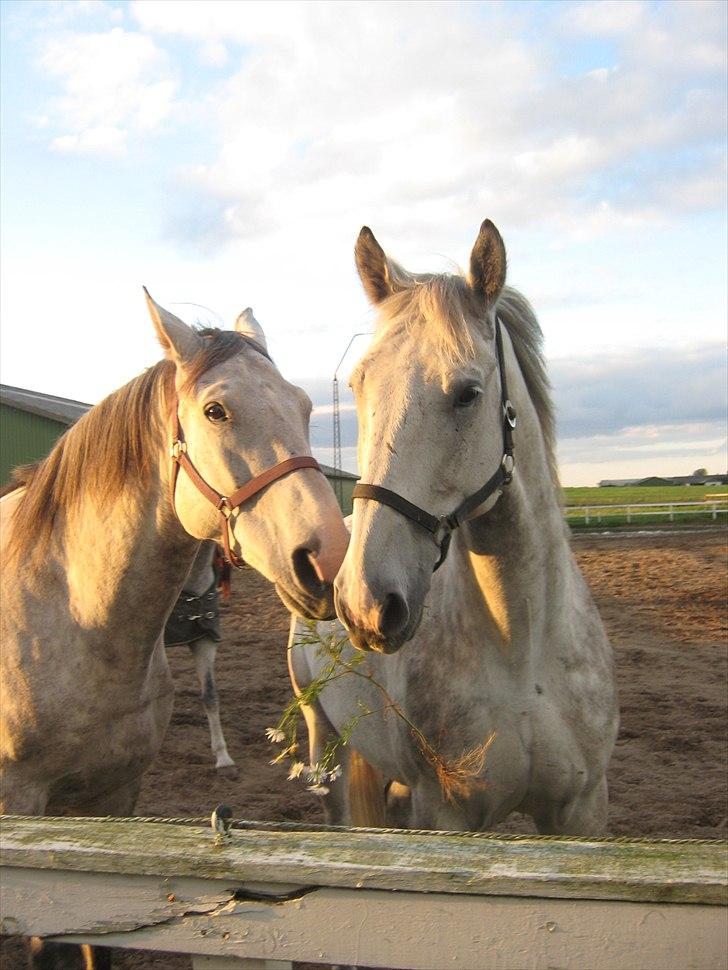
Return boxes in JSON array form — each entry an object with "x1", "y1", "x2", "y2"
[
  {"x1": 403, "y1": 661, "x2": 532, "y2": 783},
  {"x1": 4, "y1": 632, "x2": 173, "y2": 790}
]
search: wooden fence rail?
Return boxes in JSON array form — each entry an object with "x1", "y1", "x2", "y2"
[{"x1": 1, "y1": 816, "x2": 727, "y2": 969}]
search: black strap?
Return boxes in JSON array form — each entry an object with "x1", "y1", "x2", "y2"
[
  {"x1": 352, "y1": 316, "x2": 516, "y2": 571},
  {"x1": 449, "y1": 462, "x2": 508, "y2": 527},
  {"x1": 352, "y1": 484, "x2": 442, "y2": 536}
]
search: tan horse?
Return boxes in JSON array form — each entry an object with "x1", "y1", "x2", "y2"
[
  {"x1": 290, "y1": 221, "x2": 618, "y2": 835},
  {"x1": 0, "y1": 293, "x2": 348, "y2": 823}
]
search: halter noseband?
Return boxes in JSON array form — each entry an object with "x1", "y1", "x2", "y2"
[
  {"x1": 352, "y1": 316, "x2": 516, "y2": 571},
  {"x1": 168, "y1": 341, "x2": 322, "y2": 568}
]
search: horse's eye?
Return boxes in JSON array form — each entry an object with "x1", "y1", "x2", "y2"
[
  {"x1": 455, "y1": 386, "x2": 481, "y2": 408},
  {"x1": 204, "y1": 402, "x2": 227, "y2": 422}
]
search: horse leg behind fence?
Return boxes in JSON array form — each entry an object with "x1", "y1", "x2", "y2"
[
  {"x1": 189, "y1": 636, "x2": 236, "y2": 775},
  {"x1": 167, "y1": 541, "x2": 238, "y2": 776},
  {"x1": 287, "y1": 616, "x2": 386, "y2": 827}
]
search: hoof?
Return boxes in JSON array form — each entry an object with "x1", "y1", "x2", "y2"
[{"x1": 216, "y1": 763, "x2": 239, "y2": 780}]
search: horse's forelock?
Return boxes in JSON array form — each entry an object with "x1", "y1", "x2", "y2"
[
  {"x1": 375, "y1": 273, "x2": 558, "y2": 488},
  {"x1": 178, "y1": 328, "x2": 253, "y2": 397},
  {"x1": 377, "y1": 271, "x2": 479, "y2": 369}
]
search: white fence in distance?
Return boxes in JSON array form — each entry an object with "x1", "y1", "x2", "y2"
[{"x1": 564, "y1": 500, "x2": 728, "y2": 527}]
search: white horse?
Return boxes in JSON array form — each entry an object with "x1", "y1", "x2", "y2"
[
  {"x1": 0, "y1": 294, "x2": 348, "y2": 968},
  {"x1": 290, "y1": 221, "x2": 618, "y2": 835},
  {"x1": 164, "y1": 540, "x2": 238, "y2": 774}
]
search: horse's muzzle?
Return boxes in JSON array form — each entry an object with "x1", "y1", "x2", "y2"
[
  {"x1": 334, "y1": 587, "x2": 420, "y2": 654},
  {"x1": 275, "y1": 579, "x2": 337, "y2": 622}
]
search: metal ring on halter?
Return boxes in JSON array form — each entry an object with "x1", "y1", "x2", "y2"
[
  {"x1": 217, "y1": 497, "x2": 233, "y2": 519},
  {"x1": 433, "y1": 517, "x2": 454, "y2": 547}
]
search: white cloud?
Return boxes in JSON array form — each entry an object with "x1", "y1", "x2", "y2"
[
  {"x1": 22, "y1": 1, "x2": 725, "y2": 235},
  {"x1": 562, "y1": 1, "x2": 647, "y2": 37},
  {"x1": 127, "y1": 0, "x2": 725, "y2": 252},
  {"x1": 558, "y1": 423, "x2": 727, "y2": 486},
  {"x1": 38, "y1": 26, "x2": 177, "y2": 155},
  {"x1": 51, "y1": 125, "x2": 127, "y2": 156}
]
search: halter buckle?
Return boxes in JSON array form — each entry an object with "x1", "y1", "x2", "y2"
[
  {"x1": 433, "y1": 514, "x2": 456, "y2": 546},
  {"x1": 217, "y1": 497, "x2": 233, "y2": 519},
  {"x1": 503, "y1": 400, "x2": 517, "y2": 429},
  {"x1": 501, "y1": 453, "x2": 515, "y2": 484},
  {"x1": 171, "y1": 440, "x2": 187, "y2": 460}
]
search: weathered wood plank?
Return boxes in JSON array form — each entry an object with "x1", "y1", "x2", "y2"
[
  {"x1": 2, "y1": 866, "x2": 726, "y2": 970},
  {"x1": 191, "y1": 959, "x2": 291, "y2": 969},
  {"x1": 1, "y1": 816, "x2": 726, "y2": 905}
]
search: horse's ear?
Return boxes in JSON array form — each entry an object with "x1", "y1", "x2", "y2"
[
  {"x1": 468, "y1": 220, "x2": 507, "y2": 305},
  {"x1": 234, "y1": 307, "x2": 268, "y2": 352},
  {"x1": 144, "y1": 288, "x2": 200, "y2": 363},
  {"x1": 355, "y1": 226, "x2": 392, "y2": 304}
]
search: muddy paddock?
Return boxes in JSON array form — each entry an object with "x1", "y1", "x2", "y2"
[{"x1": 2, "y1": 529, "x2": 726, "y2": 970}]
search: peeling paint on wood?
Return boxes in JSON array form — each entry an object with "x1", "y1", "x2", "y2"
[
  {"x1": 1, "y1": 816, "x2": 726, "y2": 905},
  {"x1": 1, "y1": 867, "x2": 726, "y2": 969}
]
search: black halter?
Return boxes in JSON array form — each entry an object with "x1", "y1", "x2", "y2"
[{"x1": 352, "y1": 316, "x2": 516, "y2": 571}]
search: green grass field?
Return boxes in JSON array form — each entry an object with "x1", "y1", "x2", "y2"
[
  {"x1": 561, "y1": 484, "x2": 728, "y2": 529},
  {"x1": 562, "y1": 484, "x2": 727, "y2": 506}
]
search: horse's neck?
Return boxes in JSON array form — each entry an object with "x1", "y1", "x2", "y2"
[
  {"x1": 458, "y1": 401, "x2": 571, "y2": 661},
  {"x1": 57, "y1": 464, "x2": 199, "y2": 645}
]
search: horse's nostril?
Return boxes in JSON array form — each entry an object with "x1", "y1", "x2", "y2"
[
  {"x1": 376, "y1": 592, "x2": 409, "y2": 638},
  {"x1": 292, "y1": 547, "x2": 327, "y2": 595}
]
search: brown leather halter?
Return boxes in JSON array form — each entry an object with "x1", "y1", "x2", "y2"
[
  {"x1": 169, "y1": 405, "x2": 321, "y2": 569},
  {"x1": 352, "y1": 316, "x2": 516, "y2": 571}
]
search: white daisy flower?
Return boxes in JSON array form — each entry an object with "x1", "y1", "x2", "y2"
[
  {"x1": 305, "y1": 762, "x2": 323, "y2": 783},
  {"x1": 287, "y1": 761, "x2": 306, "y2": 780},
  {"x1": 265, "y1": 727, "x2": 285, "y2": 744}
]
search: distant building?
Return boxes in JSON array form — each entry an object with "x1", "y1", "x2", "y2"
[
  {"x1": 0, "y1": 384, "x2": 359, "y2": 512},
  {"x1": 599, "y1": 474, "x2": 728, "y2": 487}
]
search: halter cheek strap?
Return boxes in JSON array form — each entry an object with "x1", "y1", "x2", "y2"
[
  {"x1": 169, "y1": 411, "x2": 321, "y2": 568},
  {"x1": 352, "y1": 316, "x2": 516, "y2": 572}
]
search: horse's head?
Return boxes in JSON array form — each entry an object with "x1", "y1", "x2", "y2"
[
  {"x1": 336, "y1": 220, "x2": 512, "y2": 652},
  {"x1": 146, "y1": 293, "x2": 349, "y2": 620}
]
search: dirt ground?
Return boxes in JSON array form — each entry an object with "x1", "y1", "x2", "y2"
[{"x1": 2, "y1": 528, "x2": 726, "y2": 970}]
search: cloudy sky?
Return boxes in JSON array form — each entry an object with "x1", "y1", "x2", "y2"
[{"x1": 1, "y1": 0, "x2": 725, "y2": 485}]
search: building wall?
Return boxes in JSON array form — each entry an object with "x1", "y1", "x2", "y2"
[
  {"x1": 0, "y1": 404, "x2": 68, "y2": 486},
  {"x1": 326, "y1": 475, "x2": 356, "y2": 516}
]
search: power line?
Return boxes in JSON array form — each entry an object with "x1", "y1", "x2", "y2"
[{"x1": 332, "y1": 332, "x2": 372, "y2": 503}]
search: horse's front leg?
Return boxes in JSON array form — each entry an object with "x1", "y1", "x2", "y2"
[
  {"x1": 27, "y1": 938, "x2": 111, "y2": 970},
  {"x1": 287, "y1": 633, "x2": 352, "y2": 825},
  {"x1": 189, "y1": 638, "x2": 237, "y2": 776},
  {"x1": 0, "y1": 769, "x2": 48, "y2": 815},
  {"x1": 298, "y1": 690, "x2": 353, "y2": 826},
  {"x1": 409, "y1": 781, "x2": 473, "y2": 832},
  {"x1": 534, "y1": 774, "x2": 609, "y2": 836},
  {"x1": 23, "y1": 782, "x2": 143, "y2": 970}
]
